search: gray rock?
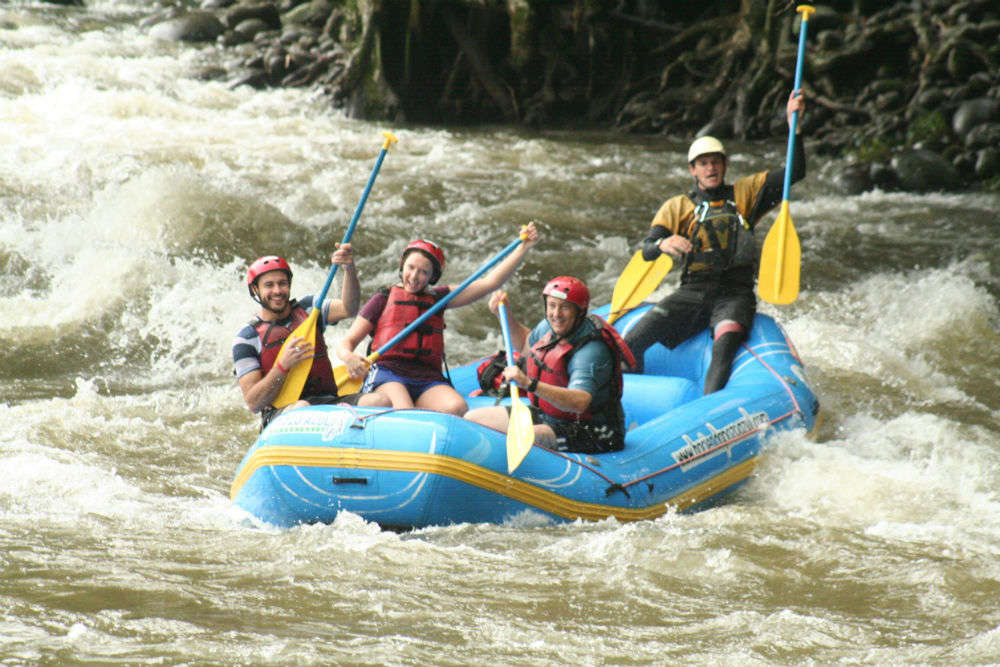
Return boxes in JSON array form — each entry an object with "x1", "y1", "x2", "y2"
[
  {"x1": 952, "y1": 97, "x2": 998, "y2": 135},
  {"x1": 964, "y1": 122, "x2": 1000, "y2": 150},
  {"x1": 139, "y1": 8, "x2": 181, "y2": 30},
  {"x1": 194, "y1": 66, "x2": 228, "y2": 81},
  {"x1": 890, "y1": 149, "x2": 963, "y2": 192},
  {"x1": 283, "y1": 0, "x2": 334, "y2": 28},
  {"x1": 149, "y1": 11, "x2": 225, "y2": 43},
  {"x1": 219, "y1": 29, "x2": 252, "y2": 47},
  {"x1": 913, "y1": 88, "x2": 946, "y2": 109},
  {"x1": 975, "y1": 148, "x2": 1000, "y2": 178},
  {"x1": 234, "y1": 18, "x2": 271, "y2": 40},
  {"x1": 952, "y1": 152, "x2": 976, "y2": 176},
  {"x1": 869, "y1": 162, "x2": 895, "y2": 189},
  {"x1": 230, "y1": 70, "x2": 271, "y2": 90},
  {"x1": 831, "y1": 163, "x2": 873, "y2": 195},
  {"x1": 224, "y1": 3, "x2": 281, "y2": 30}
]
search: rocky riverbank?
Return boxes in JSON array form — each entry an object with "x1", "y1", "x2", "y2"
[{"x1": 44, "y1": 0, "x2": 1000, "y2": 193}]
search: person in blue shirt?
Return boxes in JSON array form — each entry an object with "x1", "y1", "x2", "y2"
[{"x1": 465, "y1": 277, "x2": 634, "y2": 454}]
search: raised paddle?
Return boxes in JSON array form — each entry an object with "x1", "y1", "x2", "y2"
[
  {"x1": 336, "y1": 231, "x2": 530, "y2": 395},
  {"x1": 758, "y1": 4, "x2": 814, "y2": 305},
  {"x1": 497, "y1": 296, "x2": 534, "y2": 473},
  {"x1": 607, "y1": 250, "x2": 672, "y2": 325},
  {"x1": 273, "y1": 131, "x2": 398, "y2": 409}
]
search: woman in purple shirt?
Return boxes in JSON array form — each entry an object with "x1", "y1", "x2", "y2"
[{"x1": 337, "y1": 222, "x2": 539, "y2": 415}]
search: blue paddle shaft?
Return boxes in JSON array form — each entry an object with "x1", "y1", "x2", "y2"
[
  {"x1": 781, "y1": 11, "x2": 811, "y2": 202},
  {"x1": 373, "y1": 238, "x2": 525, "y2": 358},
  {"x1": 313, "y1": 144, "x2": 392, "y2": 307},
  {"x1": 497, "y1": 301, "x2": 519, "y2": 388}
]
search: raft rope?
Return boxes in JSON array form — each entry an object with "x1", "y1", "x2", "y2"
[
  {"x1": 741, "y1": 340, "x2": 803, "y2": 419},
  {"x1": 333, "y1": 342, "x2": 806, "y2": 499},
  {"x1": 336, "y1": 402, "x2": 398, "y2": 427},
  {"x1": 604, "y1": 341, "x2": 805, "y2": 497}
]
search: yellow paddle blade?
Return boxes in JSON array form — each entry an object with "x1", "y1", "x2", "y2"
[
  {"x1": 334, "y1": 364, "x2": 363, "y2": 395},
  {"x1": 608, "y1": 250, "x2": 672, "y2": 324},
  {"x1": 506, "y1": 385, "x2": 535, "y2": 473},
  {"x1": 758, "y1": 201, "x2": 801, "y2": 305},
  {"x1": 272, "y1": 310, "x2": 319, "y2": 408},
  {"x1": 334, "y1": 351, "x2": 379, "y2": 395}
]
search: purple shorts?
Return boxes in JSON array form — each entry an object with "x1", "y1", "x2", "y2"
[{"x1": 362, "y1": 365, "x2": 450, "y2": 402}]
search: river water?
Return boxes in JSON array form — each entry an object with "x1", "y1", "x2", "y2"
[{"x1": 2, "y1": 3, "x2": 999, "y2": 665}]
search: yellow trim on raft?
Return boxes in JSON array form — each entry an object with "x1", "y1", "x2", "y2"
[
  {"x1": 230, "y1": 446, "x2": 759, "y2": 522},
  {"x1": 807, "y1": 408, "x2": 823, "y2": 440}
]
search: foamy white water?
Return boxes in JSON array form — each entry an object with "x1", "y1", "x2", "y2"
[{"x1": 2, "y1": 3, "x2": 1000, "y2": 665}]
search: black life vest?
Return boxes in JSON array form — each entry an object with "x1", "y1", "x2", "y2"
[
  {"x1": 370, "y1": 286, "x2": 446, "y2": 371},
  {"x1": 475, "y1": 350, "x2": 525, "y2": 397},
  {"x1": 525, "y1": 314, "x2": 635, "y2": 422},
  {"x1": 684, "y1": 186, "x2": 756, "y2": 277},
  {"x1": 252, "y1": 300, "x2": 338, "y2": 398}
]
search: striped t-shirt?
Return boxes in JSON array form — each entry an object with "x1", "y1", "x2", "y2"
[{"x1": 232, "y1": 295, "x2": 329, "y2": 381}]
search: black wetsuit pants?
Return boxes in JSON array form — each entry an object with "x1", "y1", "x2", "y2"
[{"x1": 624, "y1": 278, "x2": 754, "y2": 394}]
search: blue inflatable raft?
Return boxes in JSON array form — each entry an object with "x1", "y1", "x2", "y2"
[{"x1": 230, "y1": 304, "x2": 820, "y2": 529}]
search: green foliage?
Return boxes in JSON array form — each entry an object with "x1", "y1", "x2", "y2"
[
  {"x1": 850, "y1": 137, "x2": 890, "y2": 163},
  {"x1": 906, "y1": 110, "x2": 948, "y2": 146}
]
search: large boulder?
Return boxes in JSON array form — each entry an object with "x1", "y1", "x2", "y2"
[
  {"x1": 223, "y1": 2, "x2": 281, "y2": 30},
  {"x1": 283, "y1": 0, "x2": 334, "y2": 28},
  {"x1": 830, "y1": 163, "x2": 874, "y2": 195},
  {"x1": 952, "y1": 97, "x2": 998, "y2": 135},
  {"x1": 975, "y1": 148, "x2": 1000, "y2": 179},
  {"x1": 964, "y1": 122, "x2": 1000, "y2": 151},
  {"x1": 890, "y1": 149, "x2": 963, "y2": 192},
  {"x1": 150, "y1": 12, "x2": 225, "y2": 43}
]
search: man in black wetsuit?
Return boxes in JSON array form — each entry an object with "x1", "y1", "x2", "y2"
[{"x1": 624, "y1": 90, "x2": 806, "y2": 394}]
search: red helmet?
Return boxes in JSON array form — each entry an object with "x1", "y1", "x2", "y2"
[
  {"x1": 246, "y1": 255, "x2": 292, "y2": 298},
  {"x1": 401, "y1": 239, "x2": 445, "y2": 284},
  {"x1": 542, "y1": 276, "x2": 589, "y2": 311}
]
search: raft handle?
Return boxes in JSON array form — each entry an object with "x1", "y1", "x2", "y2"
[
  {"x1": 604, "y1": 483, "x2": 630, "y2": 498},
  {"x1": 331, "y1": 477, "x2": 369, "y2": 485}
]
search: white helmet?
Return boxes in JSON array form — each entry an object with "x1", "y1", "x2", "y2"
[{"x1": 687, "y1": 136, "x2": 726, "y2": 163}]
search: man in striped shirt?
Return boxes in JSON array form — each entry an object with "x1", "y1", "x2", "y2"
[{"x1": 232, "y1": 245, "x2": 388, "y2": 427}]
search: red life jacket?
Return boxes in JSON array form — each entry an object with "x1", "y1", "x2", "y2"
[
  {"x1": 253, "y1": 300, "x2": 338, "y2": 398},
  {"x1": 525, "y1": 314, "x2": 636, "y2": 422},
  {"x1": 370, "y1": 286, "x2": 446, "y2": 371}
]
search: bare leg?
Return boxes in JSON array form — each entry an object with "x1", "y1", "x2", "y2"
[
  {"x1": 375, "y1": 382, "x2": 415, "y2": 409},
  {"x1": 272, "y1": 399, "x2": 311, "y2": 418},
  {"x1": 415, "y1": 384, "x2": 468, "y2": 417},
  {"x1": 465, "y1": 405, "x2": 559, "y2": 447},
  {"x1": 463, "y1": 405, "x2": 509, "y2": 431},
  {"x1": 532, "y1": 422, "x2": 558, "y2": 446},
  {"x1": 358, "y1": 392, "x2": 392, "y2": 407}
]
